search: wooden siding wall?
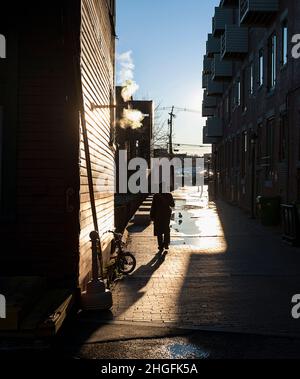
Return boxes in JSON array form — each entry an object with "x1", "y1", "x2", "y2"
[{"x1": 79, "y1": 0, "x2": 116, "y2": 287}]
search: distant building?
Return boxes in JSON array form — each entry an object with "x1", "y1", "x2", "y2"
[
  {"x1": 115, "y1": 86, "x2": 153, "y2": 164},
  {"x1": 202, "y1": 0, "x2": 300, "y2": 212},
  {"x1": 154, "y1": 148, "x2": 169, "y2": 158},
  {"x1": 115, "y1": 86, "x2": 153, "y2": 193},
  {"x1": 0, "y1": 0, "x2": 116, "y2": 289}
]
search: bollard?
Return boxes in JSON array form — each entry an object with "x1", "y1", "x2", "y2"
[{"x1": 81, "y1": 231, "x2": 113, "y2": 310}]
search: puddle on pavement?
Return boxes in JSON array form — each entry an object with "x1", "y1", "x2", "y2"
[
  {"x1": 171, "y1": 199, "x2": 206, "y2": 238},
  {"x1": 169, "y1": 189, "x2": 220, "y2": 248},
  {"x1": 167, "y1": 343, "x2": 210, "y2": 359}
]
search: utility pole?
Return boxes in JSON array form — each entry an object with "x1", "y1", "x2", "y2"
[{"x1": 168, "y1": 106, "x2": 175, "y2": 156}]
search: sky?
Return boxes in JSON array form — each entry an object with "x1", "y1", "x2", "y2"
[{"x1": 116, "y1": 0, "x2": 219, "y2": 155}]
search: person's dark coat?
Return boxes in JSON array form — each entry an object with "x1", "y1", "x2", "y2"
[{"x1": 150, "y1": 193, "x2": 175, "y2": 236}]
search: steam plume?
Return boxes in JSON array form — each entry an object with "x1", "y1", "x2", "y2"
[
  {"x1": 119, "y1": 108, "x2": 145, "y2": 130},
  {"x1": 117, "y1": 50, "x2": 139, "y2": 101},
  {"x1": 117, "y1": 50, "x2": 144, "y2": 129}
]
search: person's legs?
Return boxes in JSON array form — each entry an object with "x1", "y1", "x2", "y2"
[
  {"x1": 164, "y1": 228, "x2": 171, "y2": 249},
  {"x1": 157, "y1": 234, "x2": 164, "y2": 250}
]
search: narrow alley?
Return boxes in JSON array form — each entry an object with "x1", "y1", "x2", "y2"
[
  {"x1": 52, "y1": 186, "x2": 300, "y2": 359},
  {"x1": 1, "y1": 0, "x2": 300, "y2": 365}
]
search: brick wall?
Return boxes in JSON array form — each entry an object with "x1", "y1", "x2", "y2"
[{"x1": 209, "y1": 0, "x2": 300, "y2": 210}]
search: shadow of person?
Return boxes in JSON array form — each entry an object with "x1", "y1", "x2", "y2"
[
  {"x1": 115, "y1": 250, "x2": 169, "y2": 310},
  {"x1": 149, "y1": 250, "x2": 168, "y2": 267},
  {"x1": 132, "y1": 250, "x2": 168, "y2": 277}
]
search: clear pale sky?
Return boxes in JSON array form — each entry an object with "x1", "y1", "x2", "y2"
[{"x1": 116, "y1": 0, "x2": 219, "y2": 155}]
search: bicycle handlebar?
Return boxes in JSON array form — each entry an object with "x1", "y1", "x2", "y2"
[{"x1": 102, "y1": 230, "x2": 122, "y2": 239}]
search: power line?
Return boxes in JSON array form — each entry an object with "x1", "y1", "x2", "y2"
[{"x1": 158, "y1": 106, "x2": 202, "y2": 114}]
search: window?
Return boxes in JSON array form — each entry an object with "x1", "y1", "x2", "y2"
[
  {"x1": 241, "y1": 69, "x2": 247, "y2": 112},
  {"x1": 257, "y1": 123, "x2": 263, "y2": 165},
  {"x1": 265, "y1": 118, "x2": 275, "y2": 179},
  {"x1": 258, "y1": 49, "x2": 264, "y2": 87},
  {"x1": 250, "y1": 62, "x2": 254, "y2": 95},
  {"x1": 234, "y1": 79, "x2": 241, "y2": 107},
  {"x1": 0, "y1": 34, "x2": 6, "y2": 59},
  {"x1": 281, "y1": 20, "x2": 288, "y2": 66},
  {"x1": 268, "y1": 33, "x2": 277, "y2": 90},
  {"x1": 232, "y1": 137, "x2": 235, "y2": 168},
  {"x1": 236, "y1": 134, "x2": 241, "y2": 167},
  {"x1": 241, "y1": 131, "x2": 247, "y2": 177},
  {"x1": 226, "y1": 96, "x2": 229, "y2": 116},
  {"x1": 227, "y1": 89, "x2": 232, "y2": 121},
  {"x1": 279, "y1": 113, "x2": 287, "y2": 161}
]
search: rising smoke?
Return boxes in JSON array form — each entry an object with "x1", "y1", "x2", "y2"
[{"x1": 117, "y1": 50, "x2": 145, "y2": 129}]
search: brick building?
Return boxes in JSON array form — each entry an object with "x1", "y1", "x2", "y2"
[
  {"x1": 115, "y1": 86, "x2": 153, "y2": 165},
  {"x1": 0, "y1": 0, "x2": 116, "y2": 290},
  {"x1": 202, "y1": 0, "x2": 300, "y2": 213},
  {"x1": 114, "y1": 87, "x2": 153, "y2": 231}
]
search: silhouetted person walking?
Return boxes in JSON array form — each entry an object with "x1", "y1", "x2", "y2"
[{"x1": 150, "y1": 184, "x2": 175, "y2": 251}]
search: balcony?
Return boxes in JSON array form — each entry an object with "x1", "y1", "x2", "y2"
[
  {"x1": 203, "y1": 55, "x2": 213, "y2": 74},
  {"x1": 203, "y1": 91, "x2": 218, "y2": 108},
  {"x1": 206, "y1": 78, "x2": 224, "y2": 96},
  {"x1": 206, "y1": 117, "x2": 223, "y2": 138},
  {"x1": 206, "y1": 34, "x2": 221, "y2": 58},
  {"x1": 212, "y1": 54, "x2": 233, "y2": 81},
  {"x1": 202, "y1": 73, "x2": 210, "y2": 89},
  {"x1": 202, "y1": 91, "x2": 218, "y2": 117},
  {"x1": 221, "y1": 24, "x2": 248, "y2": 60},
  {"x1": 220, "y1": 0, "x2": 239, "y2": 7},
  {"x1": 203, "y1": 126, "x2": 220, "y2": 144},
  {"x1": 202, "y1": 106, "x2": 217, "y2": 118},
  {"x1": 240, "y1": 0, "x2": 279, "y2": 26},
  {"x1": 212, "y1": 7, "x2": 234, "y2": 37}
]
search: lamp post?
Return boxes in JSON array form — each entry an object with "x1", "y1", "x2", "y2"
[{"x1": 250, "y1": 131, "x2": 258, "y2": 219}]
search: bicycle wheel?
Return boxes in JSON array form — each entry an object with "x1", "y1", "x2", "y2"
[{"x1": 119, "y1": 252, "x2": 136, "y2": 275}]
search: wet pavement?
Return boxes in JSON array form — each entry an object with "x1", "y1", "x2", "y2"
[
  {"x1": 65, "y1": 333, "x2": 300, "y2": 359},
  {"x1": 4, "y1": 325, "x2": 300, "y2": 359},
  {"x1": 109, "y1": 186, "x2": 300, "y2": 337}
]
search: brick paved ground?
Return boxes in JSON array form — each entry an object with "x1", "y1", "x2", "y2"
[{"x1": 110, "y1": 187, "x2": 300, "y2": 337}]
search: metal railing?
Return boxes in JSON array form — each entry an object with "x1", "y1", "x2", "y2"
[
  {"x1": 240, "y1": 0, "x2": 249, "y2": 22},
  {"x1": 221, "y1": 33, "x2": 226, "y2": 57}
]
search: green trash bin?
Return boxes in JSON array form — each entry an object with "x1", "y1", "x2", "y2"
[{"x1": 256, "y1": 196, "x2": 281, "y2": 226}]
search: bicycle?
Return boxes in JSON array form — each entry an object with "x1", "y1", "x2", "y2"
[{"x1": 103, "y1": 231, "x2": 136, "y2": 288}]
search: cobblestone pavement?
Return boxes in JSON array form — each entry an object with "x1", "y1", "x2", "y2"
[{"x1": 110, "y1": 187, "x2": 300, "y2": 337}]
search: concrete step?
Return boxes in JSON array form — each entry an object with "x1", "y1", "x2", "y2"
[
  {"x1": 0, "y1": 277, "x2": 46, "y2": 331},
  {"x1": 133, "y1": 198, "x2": 153, "y2": 226}
]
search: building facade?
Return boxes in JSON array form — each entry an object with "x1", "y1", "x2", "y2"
[
  {"x1": 115, "y1": 86, "x2": 153, "y2": 165},
  {"x1": 114, "y1": 87, "x2": 153, "y2": 231},
  {"x1": 202, "y1": 0, "x2": 300, "y2": 213},
  {"x1": 0, "y1": 0, "x2": 116, "y2": 290}
]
